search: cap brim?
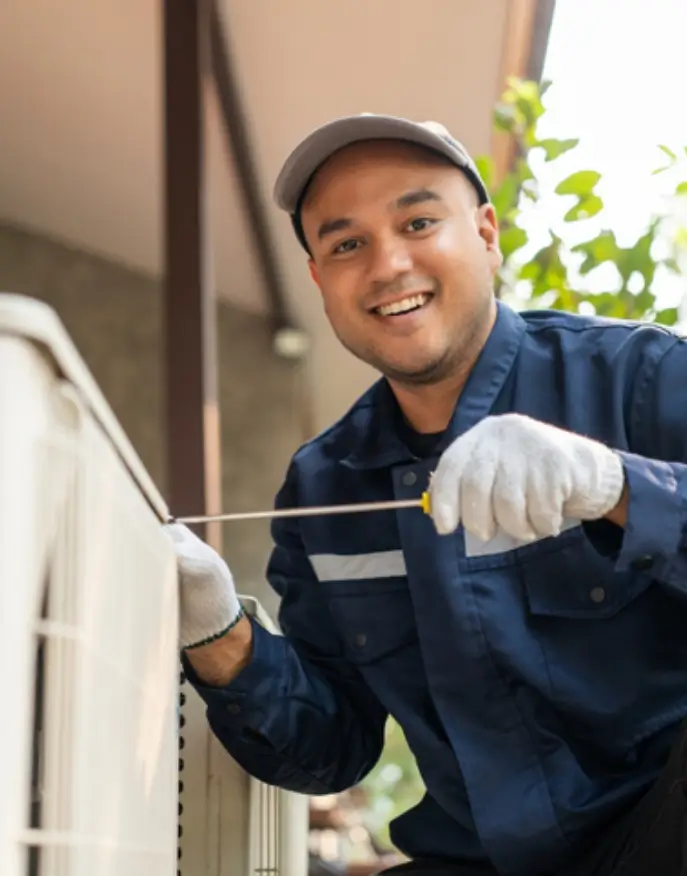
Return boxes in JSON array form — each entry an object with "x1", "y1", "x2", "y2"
[{"x1": 273, "y1": 114, "x2": 487, "y2": 213}]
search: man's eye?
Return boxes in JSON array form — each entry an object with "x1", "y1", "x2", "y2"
[
  {"x1": 332, "y1": 238, "x2": 361, "y2": 255},
  {"x1": 406, "y1": 217, "x2": 435, "y2": 233}
]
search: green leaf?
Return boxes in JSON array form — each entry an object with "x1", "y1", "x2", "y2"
[
  {"x1": 536, "y1": 137, "x2": 579, "y2": 162},
  {"x1": 519, "y1": 160, "x2": 535, "y2": 182},
  {"x1": 659, "y1": 144, "x2": 677, "y2": 161},
  {"x1": 491, "y1": 173, "x2": 521, "y2": 219},
  {"x1": 655, "y1": 307, "x2": 679, "y2": 326},
  {"x1": 516, "y1": 93, "x2": 545, "y2": 128},
  {"x1": 521, "y1": 179, "x2": 538, "y2": 201},
  {"x1": 494, "y1": 103, "x2": 518, "y2": 133},
  {"x1": 529, "y1": 236, "x2": 569, "y2": 298},
  {"x1": 571, "y1": 230, "x2": 620, "y2": 273},
  {"x1": 474, "y1": 155, "x2": 494, "y2": 190},
  {"x1": 590, "y1": 292, "x2": 622, "y2": 316},
  {"x1": 615, "y1": 221, "x2": 659, "y2": 284},
  {"x1": 555, "y1": 170, "x2": 601, "y2": 197},
  {"x1": 499, "y1": 226, "x2": 529, "y2": 260},
  {"x1": 676, "y1": 180, "x2": 687, "y2": 196},
  {"x1": 518, "y1": 260, "x2": 541, "y2": 281},
  {"x1": 554, "y1": 286, "x2": 582, "y2": 312},
  {"x1": 593, "y1": 293, "x2": 631, "y2": 318},
  {"x1": 564, "y1": 194, "x2": 604, "y2": 222},
  {"x1": 633, "y1": 288, "x2": 655, "y2": 311}
]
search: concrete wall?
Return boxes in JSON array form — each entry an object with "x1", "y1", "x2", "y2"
[{"x1": 0, "y1": 222, "x2": 307, "y2": 618}]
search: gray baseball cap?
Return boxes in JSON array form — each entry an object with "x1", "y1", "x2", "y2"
[{"x1": 273, "y1": 113, "x2": 490, "y2": 214}]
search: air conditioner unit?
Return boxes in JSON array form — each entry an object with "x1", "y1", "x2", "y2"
[{"x1": 0, "y1": 293, "x2": 309, "y2": 876}]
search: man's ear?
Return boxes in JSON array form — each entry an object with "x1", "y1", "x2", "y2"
[
  {"x1": 477, "y1": 204, "x2": 503, "y2": 273},
  {"x1": 308, "y1": 260, "x2": 322, "y2": 290}
]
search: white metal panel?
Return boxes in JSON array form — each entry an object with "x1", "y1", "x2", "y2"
[
  {"x1": 1, "y1": 293, "x2": 309, "y2": 876},
  {"x1": 0, "y1": 293, "x2": 169, "y2": 521},
  {"x1": 0, "y1": 295, "x2": 179, "y2": 875},
  {"x1": 0, "y1": 335, "x2": 60, "y2": 876},
  {"x1": 180, "y1": 597, "x2": 310, "y2": 876}
]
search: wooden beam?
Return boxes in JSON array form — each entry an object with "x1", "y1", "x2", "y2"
[{"x1": 163, "y1": 0, "x2": 222, "y2": 552}]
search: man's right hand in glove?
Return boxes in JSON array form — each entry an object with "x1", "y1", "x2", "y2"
[{"x1": 164, "y1": 523, "x2": 253, "y2": 686}]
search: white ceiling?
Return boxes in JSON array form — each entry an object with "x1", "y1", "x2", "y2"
[{"x1": 0, "y1": 0, "x2": 540, "y2": 432}]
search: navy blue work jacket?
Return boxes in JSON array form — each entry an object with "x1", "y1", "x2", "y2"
[{"x1": 186, "y1": 302, "x2": 687, "y2": 876}]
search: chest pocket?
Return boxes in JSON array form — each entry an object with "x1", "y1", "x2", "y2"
[
  {"x1": 308, "y1": 549, "x2": 418, "y2": 663},
  {"x1": 323, "y1": 579, "x2": 418, "y2": 665},
  {"x1": 518, "y1": 525, "x2": 653, "y2": 619},
  {"x1": 511, "y1": 526, "x2": 667, "y2": 740}
]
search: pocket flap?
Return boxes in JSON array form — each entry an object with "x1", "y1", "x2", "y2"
[
  {"x1": 523, "y1": 528, "x2": 653, "y2": 619},
  {"x1": 328, "y1": 586, "x2": 418, "y2": 663}
]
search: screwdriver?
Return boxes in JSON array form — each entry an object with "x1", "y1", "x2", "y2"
[{"x1": 171, "y1": 491, "x2": 432, "y2": 525}]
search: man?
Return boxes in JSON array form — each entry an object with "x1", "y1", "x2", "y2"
[{"x1": 166, "y1": 114, "x2": 687, "y2": 876}]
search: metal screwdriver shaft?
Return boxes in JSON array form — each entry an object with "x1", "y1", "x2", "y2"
[{"x1": 172, "y1": 492, "x2": 431, "y2": 525}]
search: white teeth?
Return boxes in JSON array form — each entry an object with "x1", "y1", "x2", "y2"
[{"x1": 376, "y1": 293, "x2": 429, "y2": 316}]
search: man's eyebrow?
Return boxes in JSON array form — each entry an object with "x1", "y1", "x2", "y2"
[
  {"x1": 317, "y1": 217, "x2": 353, "y2": 241},
  {"x1": 315, "y1": 188, "x2": 443, "y2": 240},
  {"x1": 395, "y1": 188, "x2": 444, "y2": 209}
]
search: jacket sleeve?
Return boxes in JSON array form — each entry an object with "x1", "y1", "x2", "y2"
[
  {"x1": 181, "y1": 462, "x2": 388, "y2": 795},
  {"x1": 587, "y1": 331, "x2": 687, "y2": 590}
]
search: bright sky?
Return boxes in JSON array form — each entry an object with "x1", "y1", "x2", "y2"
[{"x1": 515, "y1": 0, "x2": 687, "y2": 318}]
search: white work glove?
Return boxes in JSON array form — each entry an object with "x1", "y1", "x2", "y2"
[
  {"x1": 430, "y1": 413, "x2": 625, "y2": 542},
  {"x1": 164, "y1": 523, "x2": 243, "y2": 650}
]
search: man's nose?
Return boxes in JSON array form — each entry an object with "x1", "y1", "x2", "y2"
[{"x1": 366, "y1": 233, "x2": 413, "y2": 283}]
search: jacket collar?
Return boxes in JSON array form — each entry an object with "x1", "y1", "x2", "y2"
[{"x1": 340, "y1": 300, "x2": 526, "y2": 471}]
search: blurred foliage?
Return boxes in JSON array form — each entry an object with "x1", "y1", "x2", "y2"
[
  {"x1": 358, "y1": 77, "x2": 687, "y2": 852},
  {"x1": 475, "y1": 77, "x2": 687, "y2": 325},
  {"x1": 360, "y1": 719, "x2": 424, "y2": 849}
]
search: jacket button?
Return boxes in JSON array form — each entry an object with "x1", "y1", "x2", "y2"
[
  {"x1": 402, "y1": 471, "x2": 417, "y2": 486},
  {"x1": 354, "y1": 633, "x2": 367, "y2": 648},
  {"x1": 590, "y1": 587, "x2": 606, "y2": 604},
  {"x1": 631, "y1": 554, "x2": 654, "y2": 572}
]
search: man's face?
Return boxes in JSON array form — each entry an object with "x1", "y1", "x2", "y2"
[{"x1": 300, "y1": 140, "x2": 502, "y2": 386}]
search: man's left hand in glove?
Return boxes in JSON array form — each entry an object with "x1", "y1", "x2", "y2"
[{"x1": 429, "y1": 413, "x2": 627, "y2": 542}]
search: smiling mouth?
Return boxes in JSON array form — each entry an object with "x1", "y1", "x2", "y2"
[{"x1": 372, "y1": 292, "x2": 432, "y2": 317}]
